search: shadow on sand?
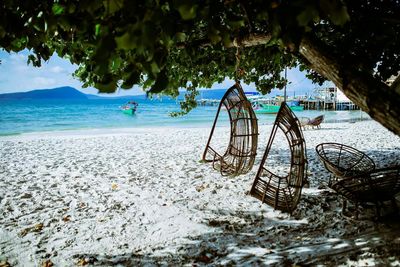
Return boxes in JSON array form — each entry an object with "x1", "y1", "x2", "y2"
[{"x1": 73, "y1": 201, "x2": 400, "y2": 266}]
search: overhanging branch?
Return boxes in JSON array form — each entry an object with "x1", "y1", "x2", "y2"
[
  {"x1": 299, "y1": 35, "x2": 400, "y2": 136},
  {"x1": 390, "y1": 74, "x2": 400, "y2": 93},
  {"x1": 177, "y1": 33, "x2": 271, "y2": 49},
  {"x1": 177, "y1": 31, "x2": 400, "y2": 136}
]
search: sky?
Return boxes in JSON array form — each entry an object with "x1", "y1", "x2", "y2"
[{"x1": 0, "y1": 49, "x2": 333, "y2": 96}]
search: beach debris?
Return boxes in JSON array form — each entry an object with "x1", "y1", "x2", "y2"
[
  {"x1": 0, "y1": 261, "x2": 11, "y2": 267},
  {"x1": 35, "y1": 223, "x2": 44, "y2": 231},
  {"x1": 111, "y1": 183, "x2": 118, "y2": 190},
  {"x1": 195, "y1": 254, "x2": 211, "y2": 263},
  {"x1": 20, "y1": 193, "x2": 32, "y2": 199},
  {"x1": 77, "y1": 257, "x2": 96, "y2": 266},
  {"x1": 195, "y1": 184, "x2": 209, "y2": 192},
  {"x1": 41, "y1": 259, "x2": 54, "y2": 267},
  {"x1": 19, "y1": 223, "x2": 44, "y2": 237},
  {"x1": 264, "y1": 248, "x2": 274, "y2": 254},
  {"x1": 62, "y1": 215, "x2": 71, "y2": 222}
]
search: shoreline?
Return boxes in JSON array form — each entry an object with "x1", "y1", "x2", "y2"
[
  {"x1": 1, "y1": 119, "x2": 399, "y2": 265},
  {"x1": 0, "y1": 116, "x2": 372, "y2": 139}
]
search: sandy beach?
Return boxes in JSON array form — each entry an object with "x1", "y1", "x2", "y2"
[{"x1": 1, "y1": 120, "x2": 400, "y2": 266}]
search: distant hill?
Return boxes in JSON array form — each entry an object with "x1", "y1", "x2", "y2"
[
  {"x1": 0, "y1": 86, "x2": 254, "y2": 101},
  {"x1": 0, "y1": 86, "x2": 149, "y2": 100},
  {"x1": 0, "y1": 86, "x2": 88, "y2": 99}
]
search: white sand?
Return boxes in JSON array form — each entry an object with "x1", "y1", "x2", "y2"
[{"x1": 0, "y1": 120, "x2": 399, "y2": 266}]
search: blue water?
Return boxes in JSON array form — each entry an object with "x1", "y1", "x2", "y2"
[{"x1": 0, "y1": 98, "x2": 370, "y2": 136}]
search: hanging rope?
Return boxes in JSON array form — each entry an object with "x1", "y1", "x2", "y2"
[
  {"x1": 234, "y1": 38, "x2": 245, "y2": 83},
  {"x1": 234, "y1": 45, "x2": 240, "y2": 83}
]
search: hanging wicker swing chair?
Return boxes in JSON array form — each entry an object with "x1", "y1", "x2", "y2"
[
  {"x1": 250, "y1": 102, "x2": 308, "y2": 213},
  {"x1": 202, "y1": 82, "x2": 259, "y2": 176}
]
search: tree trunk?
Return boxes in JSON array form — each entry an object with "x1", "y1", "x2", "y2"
[
  {"x1": 390, "y1": 75, "x2": 400, "y2": 94},
  {"x1": 182, "y1": 33, "x2": 400, "y2": 136},
  {"x1": 299, "y1": 35, "x2": 400, "y2": 137}
]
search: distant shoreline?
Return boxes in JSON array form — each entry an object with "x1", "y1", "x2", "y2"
[
  {"x1": 0, "y1": 119, "x2": 374, "y2": 140},
  {"x1": 0, "y1": 116, "x2": 372, "y2": 137}
]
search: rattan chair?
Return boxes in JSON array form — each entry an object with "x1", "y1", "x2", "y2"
[
  {"x1": 250, "y1": 102, "x2": 307, "y2": 213},
  {"x1": 316, "y1": 143, "x2": 375, "y2": 185},
  {"x1": 302, "y1": 115, "x2": 324, "y2": 129},
  {"x1": 203, "y1": 83, "x2": 258, "y2": 176},
  {"x1": 331, "y1": 166, "x2": 400, "y2": 218}
]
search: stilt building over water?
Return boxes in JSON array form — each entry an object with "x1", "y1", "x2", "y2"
[
  {"x1": 197, "y1": 87, "x2": 360, "y2": 111},
  {"x1": 301, "y1": 87, "x2": 360, "y2": 111}
]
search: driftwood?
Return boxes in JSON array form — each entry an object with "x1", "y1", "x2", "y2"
[
  {"x1": 203, "y1": 83, "x2": 258, "y2": 176},
  {"x1": 250, "y1": 102, "x2": 308, "y2": 213}
]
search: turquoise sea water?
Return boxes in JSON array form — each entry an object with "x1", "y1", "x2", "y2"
[{"x1": 0, "y1": 98, "x2": 370, "y2": 136}]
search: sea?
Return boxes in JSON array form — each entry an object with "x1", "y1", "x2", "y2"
[{"x1": 0, "y1": 98, "x2": 370, "y2": 136}]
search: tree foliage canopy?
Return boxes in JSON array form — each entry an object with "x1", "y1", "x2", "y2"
[{"x1": 1, "y1": 0, "x2": 400, "y2": 131}]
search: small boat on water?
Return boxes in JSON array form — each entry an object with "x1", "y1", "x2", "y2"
[
  {"x1": 252, "y1": 103, "x2": 280, "y2": 114},
  {"x1": 252, "y1": 103, "x2": 304, "y2": 114},
  {"x1": 120, "y1": 101, "x2": 138, "y2": 115},
  {"x1": 248, "y1": 95, "x2": 304, "y2": 114}
]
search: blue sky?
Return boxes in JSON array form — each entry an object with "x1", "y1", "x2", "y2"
[{"x1": 0, "y1": 50, "x2": 332, "y2": 96}]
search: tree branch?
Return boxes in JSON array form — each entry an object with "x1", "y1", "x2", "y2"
[
  {"x1": 390, "y1": 74, "x2": 400, "y2": 94},
  {"x1": 177, "y1": 33, "x2": 271, "y2": 49},
  {"x1": 177, "y1": 32, "x2": 400, "y2": 136}
]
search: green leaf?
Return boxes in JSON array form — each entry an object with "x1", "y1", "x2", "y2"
[
  {"x1": 297, "y1": 6, "x2": 319, "y2": 27},
  {"x1": 121, "y1": 71, "x2": 141, "y2": 89},
  {"x1": 320, "y1": 0, "x2": 350, "y2": 25},
  {"x1": 176, "y1": 4, "x2": 197, "y2": 20},
  {"x1": 175, "y1": 32, "x2": 186, "y2": 42},
  {"x1": 221, "y1": 32, "x2": 232, "y2": 48},
  {"x1": 96, "y1": 82, "x2": 117, "y2": 93},
  {"x1": 95, "y1": 75, "x2": 118, "y2": 93},
  {"x1": 150, "y1": 69, "x2": 169, "y2": 93},
  {"x1": 95, "y1": 24, "x2": 101, "y2": 36},
  {"x1": 115, "y1": 31, "x2": 137, "y2": 50},
  {"x1": 330, "y1": 6, "x2": 350, "y2": 25},
  {"x1": 228, "y1": 19, "x2": 245, "y2": 30},
  {"x1": 0, "y1": 26, "x2": 6, "y2": 39},
  {"x1": 104, "y1": 0, "x2": 124, "y2": 14},
  {"x1": 150, "y1": 62, "x2": 161, "y2": 75},
  {"x1": 52, "y1": 3, "x2": 65, "y2": 15},
  {"x1": 208, "y1": 28, "x2": 221, "y2": 44}
]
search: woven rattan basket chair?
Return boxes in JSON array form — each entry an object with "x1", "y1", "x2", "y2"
[
  {"x1": 308, "y1": 115, "x2": 324, "y2": 129},
  {"x1": 202, "y1": 83, "x2": 258, "y2": 176},
  {"x1": 316, "y1": 143, "x2": 375, "y2": 185},
  {"x1": 250, "y1": 102, "x2": 307, "y2": 213},
  {"x1": 331, "y1": 166, "x2": 400, "y2": 219}
]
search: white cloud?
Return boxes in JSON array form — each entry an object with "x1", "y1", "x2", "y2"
[
  {"x1": 9, "y1": 53, "x2": 26, "y2": 63},
  {"x1": 49, "y1": 66, "x2": 65, "y2": 74},
  {"x1": 32, "y1": 77, "x2": 57, "y2": 87}
]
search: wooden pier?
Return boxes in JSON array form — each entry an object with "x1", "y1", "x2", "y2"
[
  {"x1": 300, "y1": 99, "x2": 359, "y2": 111},
  {"x1": 196, "y1": 87, "x2": 360, "y2": 111}
]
